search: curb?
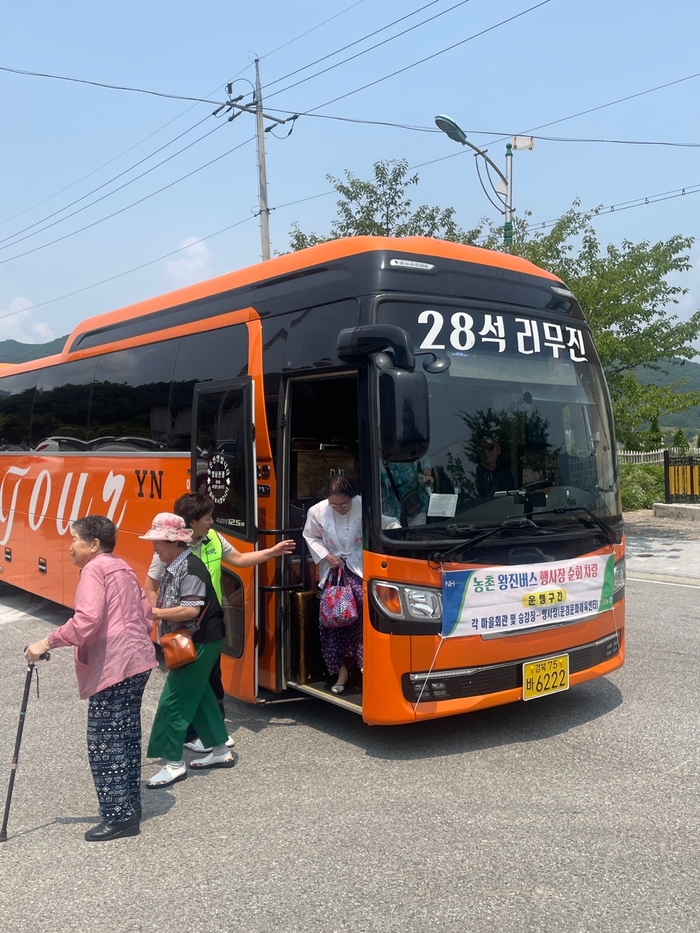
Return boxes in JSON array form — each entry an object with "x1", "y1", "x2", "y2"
[
  {"x1": 652, "y1": 502, "x2": 700, "y2": 521},
  {"x1": 627, "y1": 571, "x2": 700, "y2": 587}
]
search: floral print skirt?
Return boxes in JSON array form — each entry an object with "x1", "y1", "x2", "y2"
[{"x1": 318, "y1": 567, "x2": 363, "y2": 676}]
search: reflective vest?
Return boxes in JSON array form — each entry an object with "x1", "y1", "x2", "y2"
[{"x1": 195, "y1": 532, "x2": 224, "y2": 602}]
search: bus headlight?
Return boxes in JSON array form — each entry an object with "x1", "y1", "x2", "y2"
[
  {"x1": 614, "y1": 557, "x2": 625, "y2": 593},
  {"x1": 371, "y1": 581, "x2": 442, "y2": 622}
]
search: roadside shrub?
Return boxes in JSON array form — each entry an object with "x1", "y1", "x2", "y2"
[{"x1": 620, "y1": 463, "x2": 665, "y2": 511}]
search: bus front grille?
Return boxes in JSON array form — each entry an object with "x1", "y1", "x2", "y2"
[{"x1": 403, "y1": 633, "x2": 620, "y2": 704}]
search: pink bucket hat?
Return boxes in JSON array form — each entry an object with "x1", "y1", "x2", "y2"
[{"x1": 139, "y1": 512, "x2": 193, "y2": 543}]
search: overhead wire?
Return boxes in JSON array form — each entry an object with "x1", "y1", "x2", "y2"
[
  {"x1": 3, "y1": 178, "x2": 697, "y2": 325},
  {"x1": 0, "y1": 115, "x2": 221, "y2": 249},
  {"x1": 224, "y1": 0, "x2": 370, "y2": 83},
  {"x1": 259, "y1": 0, "x2": 455, "y2": 95},
  {"x1": 0, "y1": 64, "x2": 221, "y2": 104},
  {"x1": 0, "y1": 1, "x2": 369, "y2": 229},
  {"x1": 279, "y1": 1, "x2": 551, "y2": 115},
  {"x1": 3, "y1": 3, "x2": 699, "y2": 321},
  {"x1": 5, "y1": 10, "x2": 698, "y2": 246},
  {"x1": 268, "y1": 108, "x2": 700, "y2": 148},
  {"x1": 0, "y1": 0, "x2": 476, "y2": 250},
  {"x1": 0, "y1": 136, "x2": 256, "y2": 267}
]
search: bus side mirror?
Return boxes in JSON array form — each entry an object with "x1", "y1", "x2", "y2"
[{"x1": 379, "y1": 368, "x2": 430, "y2": 462}]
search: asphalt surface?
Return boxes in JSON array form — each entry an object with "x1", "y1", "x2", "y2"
[{"x1": 0, "y1": 512, "x2": 698, "y2": 933}]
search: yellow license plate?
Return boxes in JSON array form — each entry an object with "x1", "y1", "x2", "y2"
[{"x1": 522, "y1": 653, "x2": 569, "y2": 701}]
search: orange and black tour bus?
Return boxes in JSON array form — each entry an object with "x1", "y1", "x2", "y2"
[{"x1": 0, "y1": 236, "x2": 624, "y2": 724}]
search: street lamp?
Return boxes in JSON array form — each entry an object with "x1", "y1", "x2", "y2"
[{"x1": 435, "y1": 114, "x2": 519, "y2": 244}]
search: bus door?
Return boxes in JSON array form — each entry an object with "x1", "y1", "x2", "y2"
[
  {"x1": 283, "y1": 373, "x2": 362, "y2": 708},
  {"x1": 192, "y1": 378, "x2": 259, "y2": 702}
]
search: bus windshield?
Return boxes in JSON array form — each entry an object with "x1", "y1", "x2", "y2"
[{"x1": 376, "y1": 300, "x2": 619, "y2": 539}]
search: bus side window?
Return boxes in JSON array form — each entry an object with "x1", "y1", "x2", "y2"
[
  {"x1": 31, "y1": 359, "x2": 97, "y2": 450},
  {"x1": 0, "y1": 372, "x2": 38, "y2": 449},
  {"x1": 171, "y1": 326, "x2": 249, "y2": 450},
  {"x1": 90, "y1": 341, "x2": 177, "y2": 450}
]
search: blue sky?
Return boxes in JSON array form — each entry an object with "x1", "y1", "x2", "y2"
[{"x1": 1, "y1": 0, "x2": 699, "y2": 344}]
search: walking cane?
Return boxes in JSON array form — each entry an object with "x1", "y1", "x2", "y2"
[{"x1": 0, "y1": 650, "x2": 50, "y2": 842}]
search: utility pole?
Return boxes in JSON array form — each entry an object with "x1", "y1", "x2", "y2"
[
  {"x1": 217, "y1": 62, "x2": 287, "y2": 262},
  {"x1": 254, "y1": 59, "x2": 271, "y2": 262}
]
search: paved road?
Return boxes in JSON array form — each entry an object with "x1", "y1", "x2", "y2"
[
  {"x1": 0, "y1": 567, "x2": 698, "y2": 933},
  {"x1": 626, "y1": 534, "x2": 700, "y2": 584}
]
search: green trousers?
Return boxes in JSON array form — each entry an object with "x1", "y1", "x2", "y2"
[{"x1": 147, "y1": 640, "x2": 228, "y2": 761}]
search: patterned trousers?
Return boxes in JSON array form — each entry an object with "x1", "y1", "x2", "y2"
[{"x1": 86, "y1": 670, "x2": 151, "y2": 823}]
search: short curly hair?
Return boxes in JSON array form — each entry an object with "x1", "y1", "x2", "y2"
[{"x1": 71, "y1": 515, "x2": 118, "y2": 553}]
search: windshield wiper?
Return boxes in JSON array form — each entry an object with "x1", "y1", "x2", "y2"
[
  {"x1": 528, "y1": 505, "x2": 619, "y2": 546},
  {"x1": 432, "y1": 518, "x2": 545, "y2": 563}
]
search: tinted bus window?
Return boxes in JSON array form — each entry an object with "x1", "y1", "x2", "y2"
[
  {"x1": 0, "y1": 371, "x2": 38, "y2": 448},
  {"x1": 170, "y1": 326, "x2": 248, "y2": 451},
  {"x1": 281, "y1": 299, "x2": 360, "y2": 371},
  {"x1": 90, "y1": 341, "x2": 178, "y2": 451},
  {"x1": 31, "y1": 359, "x2": 97, "y2": 449}
]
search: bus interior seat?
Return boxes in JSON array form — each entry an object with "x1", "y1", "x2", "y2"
[
  {"x1": 170, "y1": 407, "x2": 192, "y2": 449},
  {"x1": 150, "y1": 405, "x2": 172, "y2": 444}
]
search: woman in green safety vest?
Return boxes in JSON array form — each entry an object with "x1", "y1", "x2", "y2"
[{"x1": 145, "y1": 493, "x2": 295, "y2": 753}]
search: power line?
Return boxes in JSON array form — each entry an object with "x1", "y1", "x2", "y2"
[
  {"x1": 0, "y1": 217, "x2": 258, "y2": 318},
  {"x1": 260, "y1": 0, "x2": 452, "y2": 96},
  {"x1": 253, "y1": 0, "x2": 370, "y2": 62},
  {"x1": 268, "y1": 107, "x2": 700, "y2": 148},
  {"x1": 289, "y1": 1, "x2": 551, "y2": 116},
  {"x1": 3, "y1": 178, "x2": 697, "y2": 325},
  {"x1": 0, "y1": 64, "x2": 222, "y2": 104},
  {"x1": 0, "y1": 136, "x2": 255, "y2": 267},
  {"x1": 5, "y1": 4, "x2": 697, "y2": 281},
  {"x1": 516, "y1": 71, "x2": 700, "y2": 138},
  {"x1": 522, "y1": 184, "x2": 700, "y2": 233},
  {"x1": 0, "y1": 115, "x2": 221, "y2": 249},
  {"x1": 0, "y1": 2, "x2": 368, "y2": 229}
]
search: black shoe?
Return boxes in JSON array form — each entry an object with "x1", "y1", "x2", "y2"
[{"x1": 84, "y1": 814, "x2": 140, "y2": 842}]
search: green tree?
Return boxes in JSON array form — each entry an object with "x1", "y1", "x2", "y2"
[
  {"x1": 290, "y1": 160, "x2": 700, "y2": 439},
  {"x1": 673, "y1": 426, "x2": 690, "y2": 449},
  {"x1": 480, "y1": 207, "x2": 700, "y2": 439},
  {"x1": 289, "y1": 159, "x2": 481, "y2": 250}
]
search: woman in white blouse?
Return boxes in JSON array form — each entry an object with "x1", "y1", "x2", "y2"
[{"x1": 302, "y1": 476, "x2": 366, "y2": 694}]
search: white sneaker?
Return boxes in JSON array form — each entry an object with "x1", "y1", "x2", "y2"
[{"x1": 184, "y1": 735, "x2": 235, "y2": 753}]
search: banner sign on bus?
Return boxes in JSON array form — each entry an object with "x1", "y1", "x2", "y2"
[{"x1": 441, "y1": 555, "x2": 615, "y2": 638}]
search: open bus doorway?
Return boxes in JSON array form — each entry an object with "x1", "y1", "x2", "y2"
[{"x1": 283, "y1": 373, "x2": 363, "y2": 710}]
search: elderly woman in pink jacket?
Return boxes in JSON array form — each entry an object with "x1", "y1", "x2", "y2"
[{"x1": 25, "y1": 515, "x2": 157, "y2": 843}]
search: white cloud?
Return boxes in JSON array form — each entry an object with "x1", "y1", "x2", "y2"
[
  {"x1": 0, "y1": 297, "x2": 54, "y2": 343},
  {"x1": 163, "y1": 237, "x2": 213, "y2": 289}
]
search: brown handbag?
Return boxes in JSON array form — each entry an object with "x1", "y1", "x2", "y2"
[
  {"x1": 158, "y1": 600, "x2": 210, "y2": 670},
  {"x1": 159, "y1": 628, "x2": 198, "y2": 669}
]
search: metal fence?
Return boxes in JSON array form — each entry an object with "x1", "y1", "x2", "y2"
[
  {"x1": 663, "y1": 449, "x2": 700, "y2": 503},
  {"x1": 617, "y1": 447, "x2": 700, "y2": 465}
]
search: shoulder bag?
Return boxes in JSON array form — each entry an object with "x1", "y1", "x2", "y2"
[{"x1": 159, "y1": 601, "x2": 210, "y2": 670}]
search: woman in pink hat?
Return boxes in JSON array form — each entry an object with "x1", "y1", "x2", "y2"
[{"x1": 140, "y1": 512, "x2": 233, "y2": 787}]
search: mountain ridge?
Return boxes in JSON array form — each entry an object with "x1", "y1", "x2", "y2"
[{"x1": 2, "y1": 338, "x2": 700, "y2": 437}]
